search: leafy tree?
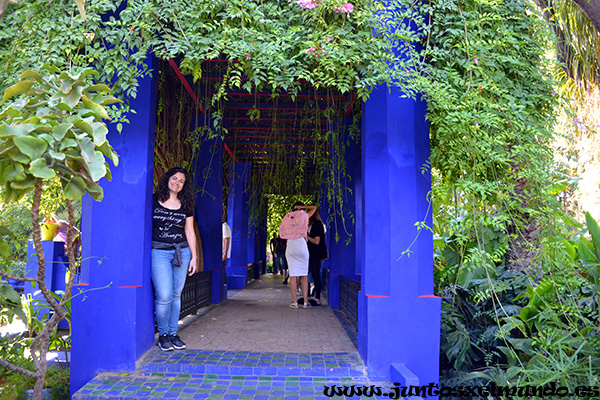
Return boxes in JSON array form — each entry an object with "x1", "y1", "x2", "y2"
[{"x1": 0, "y1": 66, "x2": 118, "y2": 400}]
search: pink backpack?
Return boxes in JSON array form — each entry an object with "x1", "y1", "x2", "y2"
[{"x1": 279, "y1": 210, "x2": 308, "y2": 240}]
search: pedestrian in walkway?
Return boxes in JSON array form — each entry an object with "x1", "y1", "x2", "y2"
[
  {"x1": 152, "y1": 167, "x2": 198, "y2": 351},
  {"x1": 222, "y1": 216, "x2": 231, "y2": 285},
  {"x1": 269, "y1": 233, "x2": 280, "y2": 275},
  {"x1": 279, "y1": 202, "x2": 315, "y2": 309},
  {"x1": 307, "y1": 208, "x2": 327, "y2": 306}
]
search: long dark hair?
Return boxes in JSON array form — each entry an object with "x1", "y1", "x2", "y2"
[
  {"x1": 309, "y1": 208, "x2": 322, "y2": 225},
  {"x1": 155, "y1": 167, "x2": 195, "y2": 214}
]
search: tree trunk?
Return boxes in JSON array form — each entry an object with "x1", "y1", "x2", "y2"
[{"x1": 572, "y1": 0, "x2": 600, "y2": 35}]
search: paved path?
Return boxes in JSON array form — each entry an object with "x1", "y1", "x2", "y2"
[
  {"x1": 179, "y1": 274, "x2": 357, "y2": 353},
  {"x1": 73, "y1": 274, "x2": 371, "y2": 399}
]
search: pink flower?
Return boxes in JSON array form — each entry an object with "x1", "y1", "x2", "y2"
[
  {"x1": 305, "y1": 48, "x2": 314, "y2": 54},
  {"x1": 475, "y1": 122, "x2": 479, "y2": 127},
  {"x1": 246, "y1": 55, "x2": 251, "y2": 60},
  {"x1": 573, "y1": 118, "x2": 581, "y2": 124},
  {"x1": 322, "y1": 49, "x2": 327, "y2": 55},
  {"x1": 297, "y1": 0, "x2": 319, "y2": 9},
  {"x1": 326, "y1": 36, "x2": 333, "y2": 42},
  {"x1": 596, "y1": 124, "x2": 600, "y2": 129},
  {"x1": 577, "y1": 123, "x2": 587, "y2": 130},
  {"x1": 474, "y1": 57, "x2": 479, "y2": 65},
  {"x1": 333, "y1": 2, "x2": 354, "y2": 17}
]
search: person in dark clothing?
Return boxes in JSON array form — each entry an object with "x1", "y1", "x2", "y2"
[
  {"x1": 152, "y1": 167, "x2": 198, "y2": 351},
  {"x1": 307, "y1": 208, "x2": 327, "y2": 305}
]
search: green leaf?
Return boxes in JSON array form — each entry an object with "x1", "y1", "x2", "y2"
[
  {"x1": 48, "y1": 150, "x2": 66, "y2": 161},
  {"x1": 99, "y1": 97, "x2": 122, "y2": 106},
  {"x1": 3, "y1": 162, "x2": 26, "y2": 182},
  {"x1": 92, "y1": 122, "x2": 108, "y2": 145},
  {"x1": 64, "y1": 176, "x2": 86, "y2": 200},
  {"x1": 62, "y1": 85, "x2": 85, "y2": 109},
  {"x1": 585, "y1": 212, "x2": 600, "y2": 256},
  {"x1": 75, "y1": 119, "x2": 94, "y2": 135},
  {"x1": 0, "y1": 107, "x2": 21, "y2": 119},
  {"x1": 2, "y1": 80, "x2": 36, "y2": 104},
  {"x1": 97, "y1": 141, "x2": 119, "y2": 166},
  {"x1": 79, "y1": 138, "x2": 95, "y2": 163},
  {"x1": 52, "y1": 123, "x2": 73, "y2": 141},
  {"x1": 10, "y1": 177, "x2": 35, "y2": 190},
  {"x1": 59, "y1": 138, "x2": 78, "y2": 151},
  {"x1": 85, "y1": 151, "x2": 107, "y2": 181},
  {"x1": 57, "y1": 102, "x2": 74, "y2": 112},
  {"x1": 0, "y1": 241, "x2": 8, "y2": 257},
  {"x1": 0, "y1": 285, "x2": 27, "y2": 322},
  {"x1": 0, "y1": 124, "x2": 30, "y2": 138},
  {"x1": 6, "y1": 145, "x2": 31, "y2": 164},
  {"x1": 0, "y1": 226, "x2": 16, "y2": 238},
  {"x1": 81, "y1": 95, "x2": 110, "y2": 120},
  {"x1": 578, "y1": 237, "x2": 597, "y2": 267},
  {"x1": 0, "y1": 283, "x2": 22, "y2": 305},
  {"x1": 30, "y1": 158, "x2": 56, "y2": 179},
  {"x1": 20, "y1": 70, "x2": 43, "y2": 81},
  {"x1": 85, "y1": 84, "x2": 111, "y2": 93},
  {"x1": 13, "y1": 136, "x2": 48, "y2": 160},
  {"x1": 86, "y1": 181, "x2": 104, "y2": 201}
]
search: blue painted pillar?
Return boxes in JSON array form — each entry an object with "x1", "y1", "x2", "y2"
[
  {"x1": 195, "y1": 139, "x2": 226, "y2": 304},
  {"x1": 227, "y1": 162, "x2": 250, "y2": 277},
  {"x1": 358, "y1": 86, "x2": 440, "y2": 387},
  {"x1": 247, "y1": 197, "x2": 256, "y2": 265},
  {"x1": 258, "y1": 203, "x2": 267, "y2": 273},
  {"x1": 71, "y1": 58, "x2": 157, "y2": 394},
  {"x1": 327, "y1": 126, "x2": 360, "y2": 307}
]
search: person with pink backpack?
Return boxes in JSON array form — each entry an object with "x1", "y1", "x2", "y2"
[{"x1": 279, "y1": 202, "x2": 316, "y2": 308}]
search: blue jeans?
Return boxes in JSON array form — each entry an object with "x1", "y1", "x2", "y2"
[{"x1": 151, "y1": 247, "x2": 191, "y2": 335}]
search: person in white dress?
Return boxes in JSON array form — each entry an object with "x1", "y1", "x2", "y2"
[{"x1": 279, "y1": 202, "x2": 316, "y2": 308}]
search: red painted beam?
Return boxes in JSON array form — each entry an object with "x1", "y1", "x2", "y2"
[
  {"x1": 165, "y1": 58, "x2": 238, "y2": 162},
  {"x1": 167, "y1": 58, "x2": 205, "y2": 114}
]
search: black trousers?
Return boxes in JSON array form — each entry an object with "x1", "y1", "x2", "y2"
[{"x1": 308, "y1": 255, "x2": 321, "y2": 299}]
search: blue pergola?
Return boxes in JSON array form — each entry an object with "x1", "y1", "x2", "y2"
[{"x1": 70, "y1": 52, "x2": 441, "y2": 395}]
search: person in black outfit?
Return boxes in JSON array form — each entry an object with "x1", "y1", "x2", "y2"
[
  {"x1": 152, "y1": 167, "x2": 198, "y2": 351},
  {"x1": 307, "y1": 208, "x2": 327, "y2": 305}
]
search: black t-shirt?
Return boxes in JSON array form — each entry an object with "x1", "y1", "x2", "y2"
[
  {"x1": 308, "y1": 220, "x2": 326, "y2": 259},
  {"x1": 275, "y1": 237, "x2": 286, "y2": 253},
  {"x1": 152, "y1": 197, "x2": 193, "y2": 245}
]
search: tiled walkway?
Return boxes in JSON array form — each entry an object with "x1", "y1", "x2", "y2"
[
  {"x1": 73, "y1": 274, "x2": 389, "y2": 400},
  {"x1": 179, "y1": 274, "x2": 357, "y2": 353}
]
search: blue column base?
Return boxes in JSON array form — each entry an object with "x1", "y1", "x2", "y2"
[
  {"x1": 359, "y1": 293, "x2": 440, "y2": 388},
  {"x1": 328, "y1": 273, "x2": 340, "y2": 309},
  {"x1": 211, "y1": 269, "x2": 225, "y2": 304}
]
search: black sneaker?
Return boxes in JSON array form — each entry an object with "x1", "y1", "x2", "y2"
[
  {"x1": 158, "y1": 334, "x2": 174, "y2": 351},
  {"x1": 170, "y1": 334, "x2": 187, "y2": 350}
]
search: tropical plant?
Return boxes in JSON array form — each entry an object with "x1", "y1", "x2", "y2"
[{"x1": 0, "y1": 65, "x2": 118, "y2": 399}]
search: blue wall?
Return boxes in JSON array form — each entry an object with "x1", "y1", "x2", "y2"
[
  {"x1": 359, "y1": 85, "x2": 440, "y2": 387},
  {"x1": 71, "y1": 57, "x2": 157, "y2": 395},
  {"x1": 194, "y1": 138, "x2": 227, "y2": 303}
]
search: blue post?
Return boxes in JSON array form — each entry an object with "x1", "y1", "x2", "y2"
[
  {"x1": 227, "y1": 162, "x2": 250, "y2": 287},
  {"x1": 71, "y1": 57, "x2": 157, "y2": 395},
  {"x1": 327, "y1": 126, "x2": 360, "y2": 307},
  {"x1": 195, "y1": 138, "x2": 225, "y2": 304},
  {"x1": 359, "y1": 85, "x2": 440, "y2": 388}
]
